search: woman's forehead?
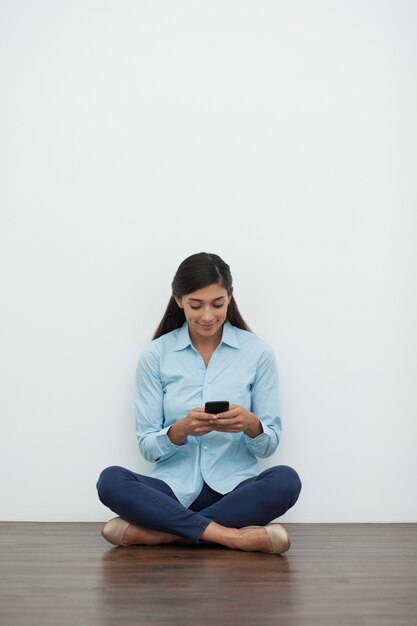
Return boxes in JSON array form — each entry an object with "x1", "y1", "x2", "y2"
[{"x1": 185, "y1": 285, "x2": 228, "y2": 301}]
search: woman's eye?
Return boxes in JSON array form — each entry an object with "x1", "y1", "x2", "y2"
[{"x1": 190, "y1": 304, "x2": 224, "y2": 310}]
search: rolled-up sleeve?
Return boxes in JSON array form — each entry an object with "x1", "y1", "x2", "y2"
[
  {"x1": 135, "y1": 347, "x2": 182, "y2": 463},
  {"x1": 243, "y1": 347, "x2": 282, "y2": 458}
]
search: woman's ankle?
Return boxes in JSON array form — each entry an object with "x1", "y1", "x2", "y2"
[
  {"x1": 123, "y1": 524, "x2": 181, "y2": 546},
  {"x1": 200, "y1": 522, "x2": 240, "y2": 548},
  {"x1": 200, "y1": 523, "x2": 272, "y2": 552}
]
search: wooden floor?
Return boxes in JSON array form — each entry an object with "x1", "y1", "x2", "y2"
[{"x1": 0, "y1": 523, "x2": 416, "y2": 626}]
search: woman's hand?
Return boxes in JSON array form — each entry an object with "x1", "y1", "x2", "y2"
[
  {"x1": 168, "y1": 405, "x2": 263, "y2": 445},
  {"x1": 211, "y1": 404, "x2": 263, "y2": 438},
  {"x1": 168, "y1": 408, "x2": 216, "y2": 445},
  {"x1": 181, "y1": 408, "x2": 219, "y2": 437}
]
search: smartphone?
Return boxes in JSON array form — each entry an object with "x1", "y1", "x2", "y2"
[{"x1": 205, "y1": 401, "x2": 229, "y2": 415}]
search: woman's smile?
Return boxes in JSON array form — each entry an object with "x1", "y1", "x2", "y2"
[{"x1": 199, "y1": 322, "x2": 215, "y2": 329}]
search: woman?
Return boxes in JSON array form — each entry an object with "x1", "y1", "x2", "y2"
[{"x1": 97, "y1": 252, "x2": 301, "y2": 554}]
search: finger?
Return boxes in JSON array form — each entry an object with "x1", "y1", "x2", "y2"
[
  {"x1": 193, "y1": 424, "x2": 217, "y2": 435},
  {"x1": 216, "y1": 410, "x2": 238, "y2": 419},
  {"x1": 213, "y1": 417, "x2": 237, "y2": 426},
  {"x1": 199, "y1": 410, "x2": 219, "y2": 418},
  {"x1": 215, "y1": 418, "x2": 242, "y2": 429},
  {"x1": 214, "y1": 425, "x2": 242, "y2": 433},
  {"x1": 193, "y1": 412, "x2": 216, "y2": 421}
]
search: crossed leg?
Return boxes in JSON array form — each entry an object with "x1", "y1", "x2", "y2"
[{"x1": 97, "y1": 465, "x2": 301, "y2": 553}]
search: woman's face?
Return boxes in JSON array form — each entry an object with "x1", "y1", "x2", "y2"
[{"x1": 174, "y1": 283, "x2": 232, "y2": 342}]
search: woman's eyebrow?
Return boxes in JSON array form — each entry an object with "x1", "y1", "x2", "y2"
[{"x1": 187, "y1": 296, "x2": 226, "y2": 302}]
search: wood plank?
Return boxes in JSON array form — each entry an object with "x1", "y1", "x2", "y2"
[{"x1": 0, "y1": 523, "x2": 416, "y2": 625}]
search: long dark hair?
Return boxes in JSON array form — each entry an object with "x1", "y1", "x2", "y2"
[{"x1": 152, "y1": 252, "x2": 253, "y2": 339}]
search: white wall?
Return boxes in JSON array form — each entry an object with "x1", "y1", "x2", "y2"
[{"x1": 1, "y1": 0, "x2": 416, "y2": 523}]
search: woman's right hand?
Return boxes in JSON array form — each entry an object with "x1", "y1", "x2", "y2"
[
  {"x1": 181, "y1": 407, "x2": 217, "y2": 437},
  {"x1": 167, "y1": 407, "x2": 216, "y2": 445}
]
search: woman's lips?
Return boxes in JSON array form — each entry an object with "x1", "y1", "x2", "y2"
[{"x1": 200, "y1": 323, "x2": 215, "y2": 329}]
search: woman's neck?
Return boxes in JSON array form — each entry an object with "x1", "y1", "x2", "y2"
[{"x1": 188, "y1": 325, "x2": 223, "y2": 352}]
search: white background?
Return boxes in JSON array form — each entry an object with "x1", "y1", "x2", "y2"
[{"x1": 1, "y1": 1, "x2": 416, "y2": 522}]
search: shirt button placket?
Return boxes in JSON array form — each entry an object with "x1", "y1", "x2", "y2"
[{"x1": 202, "y1": 364, "x2": 210, "y2": 406}]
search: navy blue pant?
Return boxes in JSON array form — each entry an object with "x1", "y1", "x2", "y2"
[{"x1": 96, "y1": 465, "x2": 302, "y2": 542}]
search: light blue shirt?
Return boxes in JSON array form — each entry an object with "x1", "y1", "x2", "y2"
[{"x1": 135, "y1": 320, "x2": 282, "y2": 507}]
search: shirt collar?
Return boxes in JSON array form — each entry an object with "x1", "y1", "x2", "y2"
[{"x1": 174, "y1": 320, "x2": 240, "y2": 351}]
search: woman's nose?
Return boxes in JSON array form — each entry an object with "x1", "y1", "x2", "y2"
[{"x1": 201, "y1": 308, "x2": 214, "y2": 322}]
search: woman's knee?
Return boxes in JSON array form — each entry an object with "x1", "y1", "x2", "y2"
[
  {"x1": 284, "y1": 466, "x2": 302, "y2": 503},
  {"x1": 263, "y1": 465, "x2": 302, "y2": 503},
  {"x1": 96, "y1": 465, "x2": 127, "y2": 502}
]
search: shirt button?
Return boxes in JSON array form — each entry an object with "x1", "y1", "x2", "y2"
[{"x1": 203, "y1": 446, "x2": 208, "y2": 451}]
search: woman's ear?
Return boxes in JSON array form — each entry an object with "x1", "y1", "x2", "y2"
[{"x1": 173, "y1": 294, "x2": 183, "y2": 309}]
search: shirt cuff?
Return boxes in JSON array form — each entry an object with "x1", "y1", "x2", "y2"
[
  {"x1": 243, "y1": 419, "x2": 272, "y2": 455},
  {"x1": 154, "y1": 425, "x2": 184, "y2": 460}
]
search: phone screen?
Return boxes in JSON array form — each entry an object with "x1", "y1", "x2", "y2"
[{"x1": 205, "y1": 401, "x2": 229, "y2": 414}]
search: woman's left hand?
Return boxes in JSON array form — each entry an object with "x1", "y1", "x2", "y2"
[{"x1": 210, "y1": 404, "x2": 263, "y2": 438}]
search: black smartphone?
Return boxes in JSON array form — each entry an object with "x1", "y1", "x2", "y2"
[{"x1": 205, "y1": 401, "x2": 229, "y2": 415}]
